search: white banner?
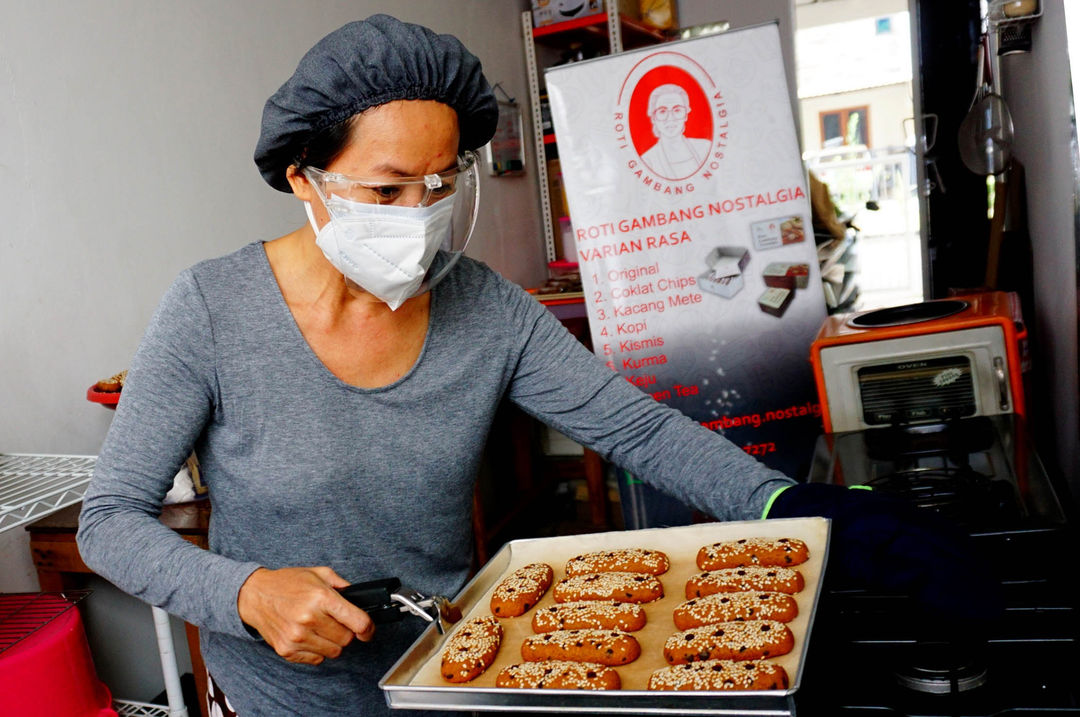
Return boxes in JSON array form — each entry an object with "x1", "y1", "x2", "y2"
[{"x1": 547, "y1": 23, "x2": 825, "y2": 515}]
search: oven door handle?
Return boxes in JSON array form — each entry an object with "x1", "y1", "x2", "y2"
[{"x1": 993, "y1": 357, "x2": 1009, "y2": 411}]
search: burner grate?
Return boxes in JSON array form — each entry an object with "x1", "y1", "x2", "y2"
[
  {"x1": 893, "y1": 641, "x2": 988, "y2": 694},
  {"x1": 867, "y1": 466, "x2": 1022, "y2": 528},
  {"x1": 0, "y1": 591, "x2": 90, "y2": 655}
]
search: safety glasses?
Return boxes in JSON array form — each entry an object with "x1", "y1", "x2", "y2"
[{"x1": 303, "y1": 152, "x2": 479, "y2": 207}]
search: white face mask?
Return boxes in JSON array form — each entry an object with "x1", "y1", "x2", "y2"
[{"x1": 306, "y1": 196, "x2": 455, "y2": 310}]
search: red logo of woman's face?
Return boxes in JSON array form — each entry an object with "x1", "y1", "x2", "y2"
[{"x1": 628, "y1": 66, "x2": 712, "y2": 180}]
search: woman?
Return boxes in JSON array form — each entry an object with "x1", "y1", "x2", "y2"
[
  {"x1": 77, "y1": 15, "x2": 991, "y2": 717},
  {"x1": 640, "y1": 83, "x2": 712, "y2": 180}
]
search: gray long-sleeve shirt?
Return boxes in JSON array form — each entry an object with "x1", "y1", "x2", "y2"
[{"x1": 77, "y1": 241, "x2": 794, "y2": 716}]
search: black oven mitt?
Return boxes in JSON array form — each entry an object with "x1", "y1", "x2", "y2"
[{"x1": 767, "y1": 483, "x2": 1004, "y2": 632}]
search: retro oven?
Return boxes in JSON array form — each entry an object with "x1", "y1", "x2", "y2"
[{"x1": 809, "y1": 291, "x2": 1027, "y2": 433}]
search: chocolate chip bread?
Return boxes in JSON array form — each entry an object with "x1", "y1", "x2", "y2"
[
  {"x1": 672, "y1": 591, "x2": 798, "y2": 630},
  {"x1": 490, "y1": 563, "x2": 554, "y2": 617},
  {"x1": 685, "y1": 566, "x2": 804, "y2": 598},
  {"x1": 648, "y1": 659, "x2": 789, "y2": 691},
  {"x1": 553, "y1": 572, "x2": 664, "y2": 604},
  {"x1": 521, "y1": 628, "x2": 641, "y2": 666},
  {"x1": 532, "y1": 600, "x2": 647, "y2": 633},
  {"x1": 440, "y1": 616, "x2": 503, "y2": 683},
  {"x1": 663, "y1": 620, "x2": 794, "y2": 664},
  {"x1": 496, "y1": 660, "x2": 621, "y2": 690},
  {"x1": 565, "y1": 548, "x2": 670, "y2": 576},
  {"x1": 696, "y1": 537, "x2": 809, "y2": 570}
]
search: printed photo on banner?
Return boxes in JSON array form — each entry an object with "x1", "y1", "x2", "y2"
[{"x1": 615, "y1": 51, "x2": 729, "y2": 194}]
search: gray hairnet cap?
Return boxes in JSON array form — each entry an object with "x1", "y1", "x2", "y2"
[{"x1": 254, "y1": 14, "x2": 498, "y2": 193}]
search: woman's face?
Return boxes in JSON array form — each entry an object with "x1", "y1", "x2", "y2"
[
  {"x1": 650, "y1": 89, "x2": 689, "y2": 139},
  {"x1": 292, "y1": 100, "x2": 460, "y2": 227}
]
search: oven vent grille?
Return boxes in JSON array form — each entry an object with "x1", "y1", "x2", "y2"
[{"x1": 858, "y1": 357, "x2": 977, "y2": 425}]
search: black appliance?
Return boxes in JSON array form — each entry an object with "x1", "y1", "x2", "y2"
[{"x1": 798, "y1": 414, "x2": 1078, "y2": 715}]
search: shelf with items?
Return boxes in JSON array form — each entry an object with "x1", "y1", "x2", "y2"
[
  {"x1": 988, "y1": 0, "x2": 1041, "y2": 54},
  {"x1": 532, "y1": 12, "x2": 668, "y2": 50},
  {"x1": 522, "y1": 7, "x2": 671, "y2": 265},
  {"x1": 987, "y1": 0, "x2": 1041, "y2": 27}
]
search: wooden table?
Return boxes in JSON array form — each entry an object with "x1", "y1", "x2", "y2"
[{"x1": 27, "y1": 500, "x2": 211, "y2": 717}]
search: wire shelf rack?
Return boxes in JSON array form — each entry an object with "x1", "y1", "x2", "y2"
[
  {"x1": 0, "y1": 453, "x2": 97, "y2": 534},
  {"x1": 114, "y1": 699, "x2": 173, "y2": 716},
  {"x1": 0, "y1": 453, "x2": 189, "y2": 715}
]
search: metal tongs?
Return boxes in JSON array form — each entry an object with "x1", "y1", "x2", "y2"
[{"x1": 339, "y1": 577, "x2": 462, "y2": 634}]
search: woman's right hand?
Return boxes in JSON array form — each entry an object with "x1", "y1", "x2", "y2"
[{"x1": 237, "y1": 566, "x2": 375, "y2": 665}]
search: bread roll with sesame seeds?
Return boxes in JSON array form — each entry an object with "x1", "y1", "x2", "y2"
[
  {"x1": 532, "y1": 600, "x2": 647, "y2": 633},
  {"x1": 553, "y1": 571, "x2": 664, "y2": 604},
  {"x1": 496, "y1": 660, "x2": 621, "y2": 690},
  {"x1": 565, "y1": 548, "x2": 670, "y2": 576},
  {"x1": 440, "y1": 616, "x2": 502, "y2": 683},
  {"x1": 696, "y1": 537, "x2": 809, "y2": 570},
  {"x1": 648, "y1": 659, "x2": 789, "y2": 691},
  {"x1": 672, "y1": 591, "x2": 798, "y2": 630},
  {"x1": 662, "y1": 620, "x2": 794, "y2": 665},
  {"x1": 521, "y1": 628, "x2": 641, "y2": 666},
  {"x1": 489, "y1": 563, "x2": 554, "y2": 617},
  {"x1": 685, "y1": 566, "x2": 804, "y2": 599}
]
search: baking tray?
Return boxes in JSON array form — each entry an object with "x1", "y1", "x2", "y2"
[{"x1": 380, "y1": 517, "x2": 830, "y2": 714}]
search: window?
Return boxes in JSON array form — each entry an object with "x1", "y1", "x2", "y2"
[{"x1": 819, "y1": 106, "x2": 869, "y2": 148}]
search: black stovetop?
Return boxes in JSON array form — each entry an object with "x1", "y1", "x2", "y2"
[{"x1": 800, "y1": 414, "x2": 1079, "y2": 716}]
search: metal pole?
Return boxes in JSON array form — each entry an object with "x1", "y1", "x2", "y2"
[
  {"x1": 151, "y1": 606, "x2": 189, "y2": 717},
  {"x1": 522, "y1": 10, "x2": 556, "y2": 263}
]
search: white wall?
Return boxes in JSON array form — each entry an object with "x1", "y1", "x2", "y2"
[
  {"x1": 0, "y1": 1, "x2": 541, "y2": 461},
  {"x1": 0, "y1": 0, "x2": 542, "y2": 700},
  {"x1": 998, "y1": 0, "x2": 1080, "y2": 498}
]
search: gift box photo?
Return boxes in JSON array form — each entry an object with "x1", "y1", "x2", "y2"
[
  {"x1": 699, "y1": 246, "x2": 750, "y2": 299},
  {"x1": 531, "y1": 0, "x2": 641, "y2": 27},
  {"x1": 762, "y1": 262, "x2": 810, "y2": 290}
]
